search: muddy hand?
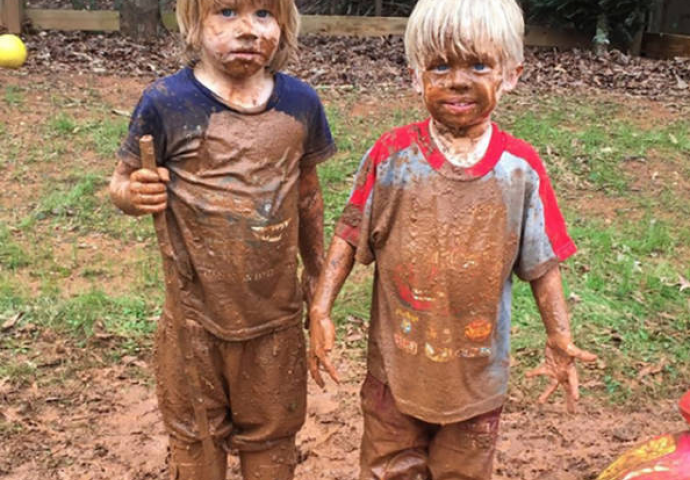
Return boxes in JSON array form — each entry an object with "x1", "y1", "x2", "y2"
[
  {"x1": 526, "y1": 333, "x2": 597, "y2": 414},
  {"x1": 308, "y1": 308, "x2": 339, "y2": 388},
  {"x1": 128, "y1": 166, "x2": 169, "y2": 215}
]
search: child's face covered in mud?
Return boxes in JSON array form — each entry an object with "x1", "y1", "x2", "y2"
[
  {"x1": 200, "y1": 0, "x2": 282, "y2": 78},
  {"x1": 419, "y1": 50, "x2": 510, "y2": 133}
]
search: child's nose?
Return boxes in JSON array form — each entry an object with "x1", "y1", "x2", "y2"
[
  {"x1": 448, "y1": 69, "x2": 472, "y2": 90},
  {"x1": 235, "y1": 15, "x2": 258, "y2": 39}
]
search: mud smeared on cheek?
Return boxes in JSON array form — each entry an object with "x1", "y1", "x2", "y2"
[{"x1": 258, "y1": 36, "x2": 279, "y2": 61}]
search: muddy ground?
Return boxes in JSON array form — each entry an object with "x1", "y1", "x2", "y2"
[{"x1": 0, "y1": 332, "x2": 687, "y2": 480}]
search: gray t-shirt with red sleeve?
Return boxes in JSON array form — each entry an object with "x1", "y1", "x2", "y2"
[{"x1": 335, "y1": 119, "x2": 575, "y2": 424}]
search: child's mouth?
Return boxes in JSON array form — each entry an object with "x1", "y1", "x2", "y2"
[
  {"x1": 227, "y1": 50, "x2": 262, "y2": 61},
  {"x1": 443, "y1": 101, "x2": 476, "y2": 114}
]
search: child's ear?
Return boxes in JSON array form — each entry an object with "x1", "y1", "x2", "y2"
[
  {"x1": 409, "y1": 67, "x2": 423, "y2": 94},
  {"x1": 502, "y1": 64, "x2": 524, "y2": 92}
]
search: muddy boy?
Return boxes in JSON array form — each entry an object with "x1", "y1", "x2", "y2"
[
  {"x1": 309, "y1": 0, "x2": 597, "y2": 478},
  {"x1": 109, "y1": 0, "x2": 335, "y2": 478}
]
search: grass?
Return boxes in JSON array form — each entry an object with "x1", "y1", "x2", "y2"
[
  {"x1": 3, "y1": 85, "x2": 24, "y2": 106},
  {"x1": 0, "y1": 223, "x2": 30, "y2": 270},
  {"x1": 0, "y1": 77, "x2": 688, "y2": 406}
]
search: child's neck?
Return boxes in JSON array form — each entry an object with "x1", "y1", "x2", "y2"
[
  {"x1": 430, "y1": 119, "x2": 493, "y2": 169},
  {"x1": 194, "y1": 60, "x2": 275, "y2": 114}
]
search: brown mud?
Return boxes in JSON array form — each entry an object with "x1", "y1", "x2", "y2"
[{"x1": 0, "y1": 339, "x2": 687, "y2": 480}]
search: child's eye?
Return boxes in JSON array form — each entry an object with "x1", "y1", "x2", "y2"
[
  {"x1": 432, "y1": 64, "x2": 450, "y2": 72},
  {"x1": 473, "y1": 63, "x2": 488, "y2": 72},
  {"x1": 256, "y1": 9, "x2": 272, "y2": 18},
  {"x1": 220, "y1": 8, "x2": 236, "y2": 17}
]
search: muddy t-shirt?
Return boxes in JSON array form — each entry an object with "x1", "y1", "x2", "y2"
[
  {"x1": 118, "y1": 68, "x2": 336, "y2": 340},
  {"x1": 335, "y1": 119, "x2": 576, "y2": 424}
]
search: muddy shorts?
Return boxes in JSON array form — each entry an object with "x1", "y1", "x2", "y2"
[
  {"x1": 154, "y1": 313, "x2": 307, "y2": 480},
  {"x1": 359, "y1": 374, "x2": 502, "y2": 480}
]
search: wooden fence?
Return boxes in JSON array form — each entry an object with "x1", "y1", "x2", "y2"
[
  {"x1": 2, "y1": 2, "x2": 690, "y2": 57},
  {"x1": 0, "y1": 5, "x2": 592, "y2": 49}
]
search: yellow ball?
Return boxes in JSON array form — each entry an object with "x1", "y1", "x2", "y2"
[{"x1": 0, "y1": 34, "x2": 28, "y2": 69}]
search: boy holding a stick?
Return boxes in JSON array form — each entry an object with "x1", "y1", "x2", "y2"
[{"x1": 109, "y1": 1, "x2": 335, "y2": 478}]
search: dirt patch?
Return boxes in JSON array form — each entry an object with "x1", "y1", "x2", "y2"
[{"x1": 0, "y1": 337, "x2": 687, "y2": 480}]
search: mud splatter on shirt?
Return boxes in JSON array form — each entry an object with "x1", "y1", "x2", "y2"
[
  {"x1": 336, "y1": 119, "x2": 575, "y2": 424},
  {"x1": 119, "y1": 68, "x2": 335, "y2": 340}
]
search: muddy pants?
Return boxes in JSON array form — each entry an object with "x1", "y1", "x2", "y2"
[
  {"x1": 155, "y1": 314, "x2": 307, "y2": 480},
  {"x1": 359, "y1": 374, "x2": 501, "y2": 480}
]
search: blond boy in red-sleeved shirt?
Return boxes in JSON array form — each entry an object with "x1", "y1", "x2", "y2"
[{"x1": 309, "y1": 0, "x2": 597, "y2": 478}]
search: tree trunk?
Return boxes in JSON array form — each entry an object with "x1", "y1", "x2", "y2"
[
  {"x1": 121, "y1": 0, "x2": 160, "y2": 41},
  {"x1": 375, "y1": 0, "x2": 383, "y2": 16},
  {"x1": 594, "y1": 12, "x2": 610, "y2": 55}
]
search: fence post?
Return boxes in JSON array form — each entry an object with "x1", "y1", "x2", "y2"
[
  {"x1": 375, "y1": 0, "x2": 383, "y2": 17},
  {"x1": 2, "y1": 0, "x2": 24, "y2": 34},
  {"x1": 121, "y1": 0, "x2": 160, "y2": 40}
]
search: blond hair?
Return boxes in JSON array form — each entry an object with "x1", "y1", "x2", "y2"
[
  {"x1": 176, "y1": 0, "x2": 300, "y2": 70},
  {"x1": 405, "y1": 0, "x2": 524, "y2": 73}
]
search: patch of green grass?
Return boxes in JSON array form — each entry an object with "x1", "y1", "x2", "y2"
[
  {"x1": 48, "y1": 289, "x2": 155, "y2": 338},
  {"x1": 87, "y1": 117, "x2": 129, "y2": 157},
  {"x1": 4, "y1": 86, "x2": 24, "y2": 106},
  {"x1": 0, "y1": 277, "x2": 27, "y2": 317},
  {"x1": 24, "y1": 173, "x2": 104, "y2": 226},
  {"x1": 0, "y1": 360, "x2": 37, "y2": 387},
  {"x1": 18, "y1": 171, "x2": 151, "y2": 240},
  {"x1": 0, "y1": 224, "x2": 30, "y2": 269},
  {"x1": 47, "y1": 113, "x2": 78, "y2": 136}
]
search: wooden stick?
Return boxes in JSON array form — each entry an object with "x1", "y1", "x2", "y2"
[{"x1": 138, "y1": 135, "x2": 221, "y2": 478}]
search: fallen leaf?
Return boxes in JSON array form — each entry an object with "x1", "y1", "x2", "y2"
[
  {"x1": 637, "y1": 359, "x2": 666, "y2": 380},
  {"x1": 1, "y1": 312, "x2": 24, "y2": 332},
  {"x1": 679, "y1": 275, "x2": 690, "y2": 292}
]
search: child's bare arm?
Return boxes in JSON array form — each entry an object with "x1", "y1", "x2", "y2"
[
  {"x1": 308, "y1": 236, "x2": 356, "y2": 387},
  {"x1": 298, "y1": 165, "x2": 326, "y2": 307},
  {"x1": 527, "y1": 265, "x2": 597, "y2": 413},
  {"x1": 109, "y1": 160, "x2": 169, "y2": 216}
]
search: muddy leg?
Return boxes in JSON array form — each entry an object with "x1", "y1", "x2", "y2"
[
  {"x1": 359, "y1": 374, "x2": 431, "y2": 480},
  {"x1": 169, "y1": 437, "x2": 227, "y2": 480},
  {"x1": 155, "y1": 315, "x2": 233, "y2": 480},
  {"x1": 427, "y1": 407, "x2": 502, "y2": 480},
  {"x1": 239, "y1": 436, "x2": 297, "y2": 480},
  {"x1": 226, "y1": 326, "x2": 307, "y2": 479}
]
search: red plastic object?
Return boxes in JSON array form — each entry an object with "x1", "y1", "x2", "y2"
[{"x1": 596, "y1": 391, "x2": 690, "y2": 480}]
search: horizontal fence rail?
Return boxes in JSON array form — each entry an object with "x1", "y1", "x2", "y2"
[
  {"x1": 18, "y1": 8, "x2": 593, "y2": 49},
  {"x1": 1, "y1": 7, "x2": 688, "y2": 58}
]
